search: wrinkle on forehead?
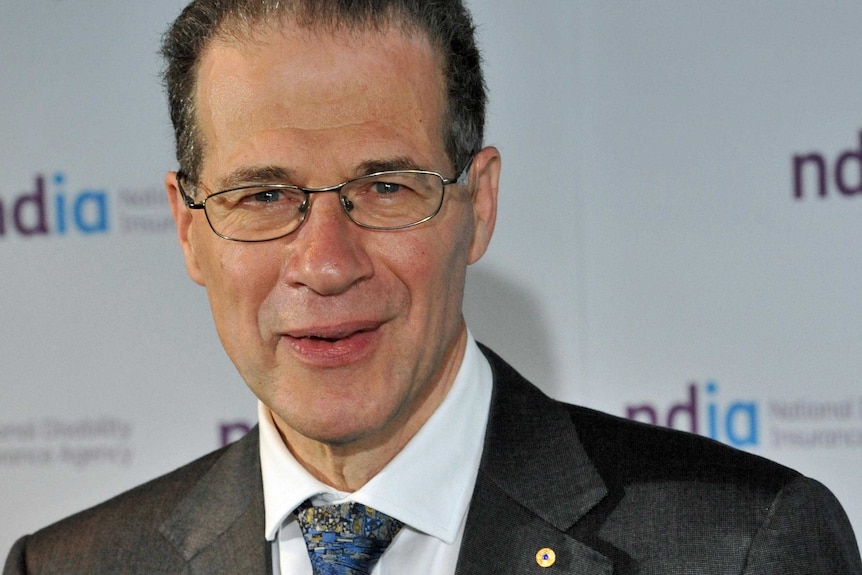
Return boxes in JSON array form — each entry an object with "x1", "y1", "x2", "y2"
[
  {"x1": 195, "y1": 22, "x2": 448, "y2": 180},
  {"x1": 200, "y1": 22, "x2": 442, "y2": 119}
]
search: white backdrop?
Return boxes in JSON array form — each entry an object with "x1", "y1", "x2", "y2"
[{"x1": 2, "y1": 0, "x2": 860, "y2": 556}]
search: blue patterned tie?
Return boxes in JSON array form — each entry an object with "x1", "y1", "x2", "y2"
[{"x1": 296, "y1": 501, "x2": 404, "y2": 575}]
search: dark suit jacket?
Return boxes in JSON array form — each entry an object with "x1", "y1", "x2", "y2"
[{"x1": 5, "y1": 346, "x2": 861, "y2": 574}]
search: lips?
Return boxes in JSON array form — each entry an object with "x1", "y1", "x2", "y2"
[
  {"x1": 287, "y1": 321, "x2": 380, "y2": 340},
  {"x1": 281, "y1": 321, "x2": 382, "y2": 366}
]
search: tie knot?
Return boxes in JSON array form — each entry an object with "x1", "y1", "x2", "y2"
[{"x1": 296, "y1": 501, "x2": 404, "y2": 575}]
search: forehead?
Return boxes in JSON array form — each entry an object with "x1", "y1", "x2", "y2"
[{"x1": 194, "y1": 21, "x2": 449, "y2": 181}]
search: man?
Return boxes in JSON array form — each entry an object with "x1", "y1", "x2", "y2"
[{"x1": 4, "y1": 1, "x2": 861, "y2": 573}]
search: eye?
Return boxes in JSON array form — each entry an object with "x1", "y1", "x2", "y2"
[
  {"x1": 217, "y1": 186, "x2": 305, "y2": 212},
  {"x1": 250, "y1": 189, "x2": 285, "y2": 203},
  {"x1": 237, "y1": 187, "x2": 304, "y2": 207},
  {"x1": 372, "y1": 181, "x2": 403, "y2": 194}
]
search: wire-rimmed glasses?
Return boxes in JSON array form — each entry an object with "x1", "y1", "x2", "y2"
[{"x1": 177, "y1": 161, "x2": 471, "y2": 242}]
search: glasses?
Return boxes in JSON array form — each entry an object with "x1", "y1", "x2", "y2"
[{"x1": 177, "y1": 160, "x2": 472, "y2": 243}]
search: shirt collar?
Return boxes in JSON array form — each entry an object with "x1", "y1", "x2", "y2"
[{"x1": 259, "y1": 331, "x2": 492, "y2": 544}]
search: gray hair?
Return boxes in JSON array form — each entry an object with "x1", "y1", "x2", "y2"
[{"x1": 161, "y1": 0, "x2": 486, "y2": 182}]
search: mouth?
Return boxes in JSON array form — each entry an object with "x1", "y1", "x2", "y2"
[
  {"x1": 287, "y1": 321, "x2": 380, "y2": 341},
  {"x1": 282, "y1": 321, "x2": 382, "y2": 365}
]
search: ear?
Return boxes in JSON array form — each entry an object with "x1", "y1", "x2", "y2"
[
  {"x1": 466, "y1": 146, "x2": 501, "y2": 264},
  {"x1": 165, "y1": 171, "x2": 206, "y2": 286}
]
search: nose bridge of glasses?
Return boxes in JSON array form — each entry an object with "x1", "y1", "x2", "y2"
[{"x1": 299, "y1": 183, "x2": 354, "y2": 214}]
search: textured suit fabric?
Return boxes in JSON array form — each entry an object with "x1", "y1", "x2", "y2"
[{"x1": 5, "y1": 345, "x2": 861, "y2": 574}]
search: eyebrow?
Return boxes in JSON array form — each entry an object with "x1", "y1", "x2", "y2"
[
  {"x1": 217, "y1": 166, "x2": 297, "y2": 190},
  {"x1": 216, "y1": 156, "x2": 430, "y2": 190},
  {"x1": 355, "y1": 157, "x2": 423, "y2": 175}
]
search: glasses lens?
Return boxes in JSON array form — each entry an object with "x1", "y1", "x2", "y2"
[
  {"x1": 206, "y1": 186, "x2": 307, "y2": 241},
  {"x1": 341, "y1": 171, "x2": 444, "y2": 229}
]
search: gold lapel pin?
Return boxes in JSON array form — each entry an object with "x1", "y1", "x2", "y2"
[{"x1": 536, "y1": 548, "x2": 556, "y2": 568}]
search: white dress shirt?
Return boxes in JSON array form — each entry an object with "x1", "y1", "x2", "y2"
[{"x1": 259, "y1": 332, "x2": 493, "y2": 575}]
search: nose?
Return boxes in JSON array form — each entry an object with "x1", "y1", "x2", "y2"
[{"x1": 281, "y1": 191, "x2": 373, "y2": 295}]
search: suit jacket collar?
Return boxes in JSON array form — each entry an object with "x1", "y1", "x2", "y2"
[
  {"x1": 159, "y1": 429, "x2": 270, "y2": 574},
  {"x1": 456, "y1": 345, "x2": 613, "y2": 575}
]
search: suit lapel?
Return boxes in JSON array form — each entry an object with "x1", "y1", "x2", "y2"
[
  {"x1": 456, "y1": 346, "x2": 613, "y2": 575},
  {"x1": 159, "y1": 428, "x2": 268, "y2": 575}
]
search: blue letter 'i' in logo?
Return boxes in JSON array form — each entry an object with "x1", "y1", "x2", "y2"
[
  {"x1": 55, "y1": 173, "x2": 67, "y2": 234},
  {"x1": 54, "y1": 172, "x2": 110, "y2": 235}
]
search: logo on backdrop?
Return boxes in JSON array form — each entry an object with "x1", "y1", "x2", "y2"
[
  {"x1": 220, "y1": 420, "x2": 253, "y2": 447},
  {"x1": 625, "y1": 382, "x2": 758, "y2": 448},
  {"x1": 0, "y1": 171, "x2": 174, "y2": 239},
  {"x1": 793, "y1": 130, "x2": 862, "y2": 200},
  {"x1": 625, "y1": 381, "x2": 862, "y2": 451},
  {"x1": 0, "y1": 417, "x2": 133, "y2": 469}
]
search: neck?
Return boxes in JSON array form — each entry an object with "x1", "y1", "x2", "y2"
[{"x1": 278, "y1": 422, "x2": 420, "y2": 491}]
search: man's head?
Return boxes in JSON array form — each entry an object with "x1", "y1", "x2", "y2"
[
  {"x1": 161, "y1": 0, "x2": 486, "y2": 183},
  {"x1": 162, "y1": 0, "x2": 500, "y2": 484}
]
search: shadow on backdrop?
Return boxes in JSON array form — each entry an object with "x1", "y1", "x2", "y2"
[{"x1": 463, "y1": 265, "x2": 558, "y2": 391}]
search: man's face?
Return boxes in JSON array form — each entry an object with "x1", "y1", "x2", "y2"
[{"x1": 167, "y1": 23, "x2": 499, "y2": 452}]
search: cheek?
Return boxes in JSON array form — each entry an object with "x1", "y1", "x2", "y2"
[
  {"x1": 197, "y1": 241, "x2": 283, "y2": 339},
  {"x1": 400, "y1": 219, "x2": 473, "y2": 318}
]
